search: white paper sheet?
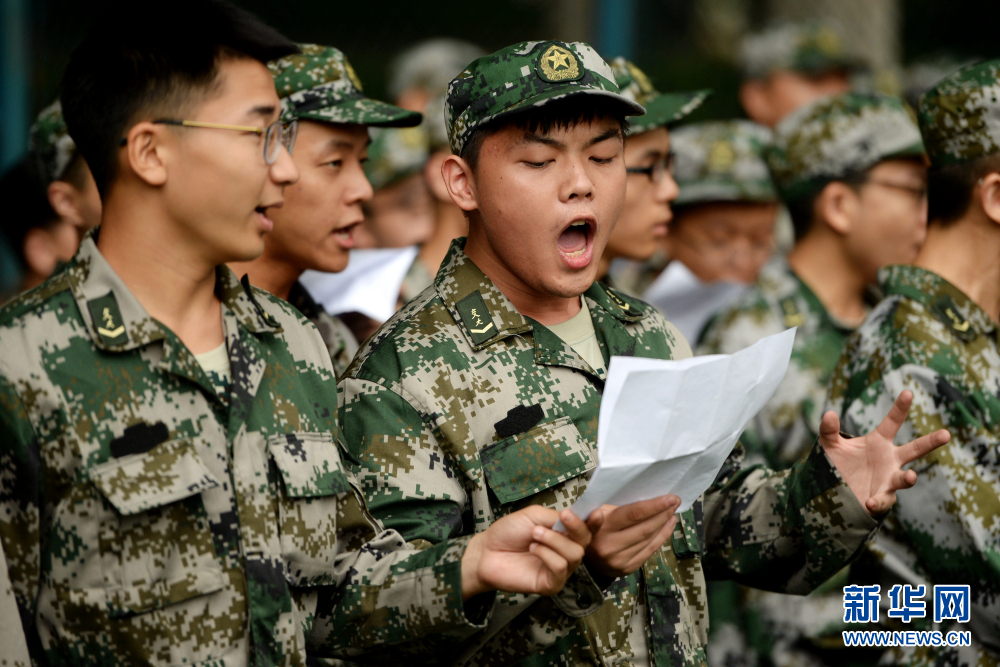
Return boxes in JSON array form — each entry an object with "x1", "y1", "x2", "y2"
[
  {"x1": 299, "y1": 246, "x2": 419, "y2": 322},
  {"x1": 641, "y1": 260, "x2": 749, "y2": 343},
  {"x1": 567, "y1": 328, "x2": 795, "y2": 523}
]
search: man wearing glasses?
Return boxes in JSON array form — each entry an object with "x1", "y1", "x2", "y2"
[
  {"x1": 698, "y1": 93, "x2": 929, "y2": 667},
  {"x1": 0, "y1": 2, "x2": 601, "y2": 664}
]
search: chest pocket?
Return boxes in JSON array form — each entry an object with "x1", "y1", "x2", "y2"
[
  {"x1": 89, "y1": 437, "x2": 225, "y2": 618},
  {"x1": 479, "y1": 415, "x2": 595, "y2": 514},
  {"x1": 268, "y1": 432, "x2": 359, "y2": 586}
]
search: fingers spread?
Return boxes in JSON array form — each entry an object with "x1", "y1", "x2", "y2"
[
  {"x1": 874, "y1": 390, "x2": 913, "y2": 441},
  {"x1": 897, "y1": 428, "x2": 950, "y2": 465}
]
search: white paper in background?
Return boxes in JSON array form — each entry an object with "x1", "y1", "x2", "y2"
[
  {"x1": 566, "y1": 328, "x2": 795, "y2": 524},
  {"x1": 299, "y1": 246, "x2": 419, "y2": 322},
  {"x1": 642, "y1": 260, "x2": 749, "y2": 343}
]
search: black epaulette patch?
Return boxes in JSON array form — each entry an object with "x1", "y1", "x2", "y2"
[
  {"x1": 457, "y1": 291, "x2": 497, "y2": 344},
  {"x1": 931, "y1": 298, "x2": 975, "y2": 342},
  {"x1": 780, "y1": 296, "x2": 805, "y2": 328},
  {"x1": 87, "y1": 291, "x2": 129, "y2": 347}
]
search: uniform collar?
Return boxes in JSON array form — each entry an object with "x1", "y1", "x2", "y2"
[
  {"x1": 879, "y1": 264, "x2": 999, "y2": 342},
  {"x1": 68, "y1": 230, "x2": 282, "y2": 353},
  {"x1": 434, "y1": 237, "x2": 650, "y2": 351},
  {"x1": 768, "y1": 255, "x2": 860, "y2": 334}
]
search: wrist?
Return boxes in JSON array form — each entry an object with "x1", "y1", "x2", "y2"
[{"x1": 461, "y1": 532, "x2": 487, "y2": 601}]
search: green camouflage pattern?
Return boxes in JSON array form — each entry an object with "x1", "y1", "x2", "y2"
[
  {"x1": 766, "y1": 92, "x2": 925, "y2": 201},
  {"x1": 364, "y1": 125, "x2": 430, "y2": 191},
  {"x1": 698, "y1": 257, "x2": 867, "y2": 667},
  {"x1": 917, "y1": 59, "x2": 1000, "y2": 167},
  {"x1": 672, "y1": 120, "x2": 777, "y2": 206},
  {"x1": 0, "y1": 540, "x2": 30, "y2": 666},
  {"x1": 338, "y1": 238, "x2": 881, "y2": 666},
  {"x1": 825, "y1": 265, "x2": 1000, "y2": 666},
  {"x1": 28, "y1": 99, "x2": 77, "y2": 185},
  {"x1": 0, "y1": 232, "x2": 496, "y2": 665},
  {"x1": 271, "y1": 44, "x2": 422, "y2": 128},
  {"x1": 739, "y1": 21, "x2": 864, "y2": 80},
  {"x1": 287, "y1": 281, "x2": 359, "y2": 380},
  {"x1": 445, "y1": 41, "x2": 645, "y2": 154},
  {"x1": 609, "y1": 58, "x2": 709, "y2": 135}
]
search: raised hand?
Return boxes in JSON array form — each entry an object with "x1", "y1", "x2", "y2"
[
  {"x1": 819, "y1": 390, "x2": 950, "y2": 515},
  {"x1": 460, "y1": 506, "x2": 597, "y2": 600},
  {"x1": 582, "y1": 494, "x2": 681, "y2": 579}
]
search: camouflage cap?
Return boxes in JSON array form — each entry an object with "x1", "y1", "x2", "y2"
[
  {"x1": 364, "y1": 126, "x2": 430, "y2": 191},
  {"x1": 672, "y1": 120, "x2": 777, "y2": 206},
  {"x1": 740, "y1": 21, "x2": 865, "y2": 80},
  {"x1": 28, "y1": 100, "x2": 78, "y2": 185},
  {"x1": 445, "y1": 40, "x2": 645, "y2": 154},
  {"x1": 610, "y1": 58, "x2": 710, "y2": 135},
  {"x1": 917, "y1": 59, "x2": 1000, "y2": 167},
  {"x1": 766, "y1": 92, "x2": 925, "y2": 201},
  {"x1": 270, "y1": 44, "x2": 422, "y2": 128}
]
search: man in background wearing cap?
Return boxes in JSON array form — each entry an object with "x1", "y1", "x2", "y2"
[
  {"x1": 826, "y1": 61, "x2": 1000, "y2": 666},
  {"x1": 230, "y1": 44, "x2": 424, "y2": 379},
  {"x1": 7, "y1": 101, "x2": 102, "y2": 294},
  {"x1": 739, "y1": 21, "x2": 859, "y2": 129},
  {"x1": 699, "y1": 93, "x2": 929, "y2": 667},
  {"x1": 339, "y1": 40, "x2": 947, "y2": 666},
  {"x1": 594, "y1": 58, "x2": 707, "y2": 288}
]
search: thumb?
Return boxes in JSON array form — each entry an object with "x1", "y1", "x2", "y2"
[
  {"x1": 586, "y1": 507, "x2": 605, "y2": 533},
  {"x1": 818, "y1": 411, "x2": 842, "y2": 443}
]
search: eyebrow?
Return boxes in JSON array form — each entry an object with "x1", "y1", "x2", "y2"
[
  {"x1": 246, "y1": 104, "x2": 278, "y2": 123},
  {"x1": 519, "y1": 126, "x2": 623, "y2": 151},
  {"x1": 584, "y1": 127, "x2": 623, "y2": 148}
]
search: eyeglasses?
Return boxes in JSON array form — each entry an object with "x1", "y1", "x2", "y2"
[
  {"x1": 626, "y1": 151, "x2": 675, "y2": 183},
  {"x1": 119, "y1": 118, "x2": 298, "y2": 165},
  {"x1": 860, "y1": 178, "x2": 928, "y2": 202}
]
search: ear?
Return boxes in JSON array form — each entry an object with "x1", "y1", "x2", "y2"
[
  {"x1": 423, "y1": 151, "x2": 451, "y2": 202},
  {"x1": 815, "y1": 181, "x2": 859, "y2": 236},
  {"x1": 441, "y1": 154, "x2": 478, "y2": 212},
  {"x1": 21, "y1": 227, "x2": 59, "y2": 277},
  {"x1": 123, "y1": 121, "x2": 169, "y2": 187},
  {"x1": 979, "y1": 172, "x2": 1000, "y2": 225},
  {"x1": 47, "y1": 181, "x2": 83, "y2": 225},
  {"x1": 739, "y1": 80, "x2": 775, "y2": 127}
]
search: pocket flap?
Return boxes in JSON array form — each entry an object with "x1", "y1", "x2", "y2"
[
  {"x1": 480, "y1": 416, "x2": 595, "y2": 504},
  {"x1": 268, "y1": 432, "x2": 351, "y2": 498},
  {"x1": 90, "y1": 438, "x2": 220, "y2": 515}
]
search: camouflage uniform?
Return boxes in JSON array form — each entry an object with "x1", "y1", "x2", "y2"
[
  {"x1": 824, "y1": 61, "x2": 1000, "y2": 667},
  {"x1": 697, "y1": 93, "x2": 924, "y2": 667},
  {"x1": 608, "y1": 58, "x2": 709, "y2": 135},
  {"x1": 28, "y1": 100, "x2": 78, "y2": 186},
  {"x1": 0, "y1": 232, "x2": 499, "y2": 665},
  {"x1": 738, "y1": 21, "x2": 864, "y2": 82},
  {"x1": 287, "y1": 281, "x2": 359, "y2": 381},
  {"x1": 339, "y1": 43, "x2": 883, "y2": 667}
]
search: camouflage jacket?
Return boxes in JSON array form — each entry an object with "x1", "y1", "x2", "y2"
[
  {"x1": 0, "y1": 235, "x2": 494, "y2": 666},
  {"x1": 826, "y1": 265, "x2": 1000, "y2": 667},
  {"x1": 698, "y1": 257, "x2": 856, "y2": 469},
  {"x1": 338, "y1": 239, "x2": 880, "y2": 667},
  {"x1": 287, "y1": 280, "x2": 359, "y2": 380}
]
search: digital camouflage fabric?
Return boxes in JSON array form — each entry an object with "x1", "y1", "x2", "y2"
[
  {"x1": 28, "y1": 100, "x2": 78, "y2": 185},
  {"x1": 338, "y1": 238, "x2": 882, "y2": 667},
  {"x1": 445, "y1": 41, "x2": 645, "y2": 154},
  {"x1": 917, "y1": 59, "x2": 1000, "y2": 168},
  {"x1": 766, "y1": 92, "x2": 925, "y2": 202},
  {"x1": 697, "y1": 257, "x2": 869, "y2": 667},
  {"x1": 0, "y1": 231, "x2": 496, "y2": 665},
  {"x1": 363, "y1": 125, "x2": 431, "y2": 192},
  {"x1": 286, "y1": 280, "x2": 359, "y2": 381},
  {"x1": 739, "y1": 21, "x2": 864, "y2": 81},
  {"x1": 271, "y1": 44, "x2": 422, "y2": 128},
  {"x1": 825, "y1": 265, "x2": 1000, "y2": 666},
  {"x1": 671, "y1": 120, "x2": 777, "y2": 206},
  {"x1": 609, "y1": 58, "x2": 709, "y2": 135}
]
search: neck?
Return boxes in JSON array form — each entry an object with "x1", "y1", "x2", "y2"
[
  {"x1": 595, "y1": 251, "x2": 613, "y2": 283},
  {"x1": 914, "y1": 216, "x2": 1000, "y2": 322},
  {"x1": 418, "y1": 200, "x2": 468, "y2": 276},
  {"x1": 229, "y1": 253, "x2": 301, "y2": 301},
  {"x1": 464, "y1": 225, "x2": 582, "y2": 326},
  {"x1": 96, "y1": 188, "x2": 224, "y2": 354},
  {"x1": 786, "y1": 228, "x2": 870, "y2": 326}
]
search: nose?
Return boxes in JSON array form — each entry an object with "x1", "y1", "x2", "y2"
[
  {"x1": 270, "y1": 143, "x2": 299, "y2": 186},
  {"x1": 351, "y1": 160, "x2": 375, "y2": 205},
  {"x1": 562, "y1": 156, "x2": 595, "y2": 202},
  {"x1": 658, "y1": 171, "x2": 680, "y2": 203}
]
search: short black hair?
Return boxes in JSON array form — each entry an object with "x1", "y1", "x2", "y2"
[
  {"x1": 60, "y1": 0, "x2": 298, "y2": 198},
  {"x1": 1, "y1": 158, "x2": 59, "y2": 264},
  {"x1": 927, "y1": 153, "x2": 1000, "y2": 226},
  {"x1": 460, "y1": 96, "x2": 630, "y2": 173},
  {"x1": 784, "y1": 169, "x2": 872, "y2": 241}
]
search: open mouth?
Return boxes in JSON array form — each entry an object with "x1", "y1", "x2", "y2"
[
  {"x1": 557, "y1": 219, "x2": 595, "y2": 269},
  {"x1": 255, "y1": 204, "x2": 279, "y2": 232},
  {"x1": 333, "y1": 221, "x2": 361, "y2": 248}
]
